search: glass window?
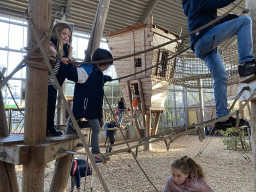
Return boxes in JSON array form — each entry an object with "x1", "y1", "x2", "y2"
[
  {"x1": 0, "y1": 22, "x2": 9, "y2": 48},
  {"x1": 9, "y1": 24, "x2": 24, "y2": 50},
  {"x1": 6, "y1": 80, "x2": 21, "y2": 105},
  {"x1": 0, "y1": 50, "x2": 8, "y2": 68},
  {"x1": 8, "y1": 52, "x2": 23, "y2": 78},
  {"x1": 100, "y1": 42, "x2": 109, "y2": 50},
  {"x1": 72, "y1": 37, "x2": 78, "y2": 58},
  {"x1": 77, "y1": 38, "x2": 88, "y2": 59},
  {"x1": 23, "y1": 26, "x2": 27, "y2": 48}
]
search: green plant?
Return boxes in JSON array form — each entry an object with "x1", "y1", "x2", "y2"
[{"x1": 221, "y1": 128, "x2": 251, "y2": 151}]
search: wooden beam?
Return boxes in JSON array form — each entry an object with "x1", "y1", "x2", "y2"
[
  {"x1": 0, "y1": 145, "x2": 30, "y2": 165},
  {"x1": 36, "y1": 135, "x2": 85, "y2": 164},
  {"x1": 84, "y1": 0, "x2": 111, "y2": 61},
  {"x1": 140, "y1": 0, "x2": 160, "y2": 24},
  {"x1": 23, "y1": 0, "x2": 51, "y2": 191},
  {"x1": 66, "y1": 0, "x2": 74, "y2": 15}
]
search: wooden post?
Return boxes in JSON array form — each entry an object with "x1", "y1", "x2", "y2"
[
  {"x1": 84, "y1": 0, "x2": 111, "y2": 61},
  {"x1": 152, "y1": 111, "x2": 161, "y2": 135},
  {"x1": 131, "y1": 31, "x2": 135, "y2": 76},
  {"x1": 198, "y1": 79, "x2": 205, "y2": 139},
  {"x1": 50, "y1": 154, "x2": 73, "y2": 192},
  {"x1": 127, "y1": 81, "x2": 133, "y2": 115},
  {"x1": 144, "y1": 111, "x2": 151, "y2": 150},
  {"x1": 138, "y1": 79, "x2": 146, "y2": 116},
  {"x1": 8, "y1": 110, "x2": 12, "y2": 134},
  {"x1": 0, "y1": 90, "x2": 19, "y2": 192},
  {"x1": 173, "y1": 86, "x2": 177, "y2": 126},
  {"x1": 22, "y1": 1, "x2": 51, "y2": 191},
  {"x1": 183, "y1": 87, "x2": 188, "y2": 126},
  {"x1": 246, "y1": 0, "x2": 256, "y2": 190},
  {"x1": 0, "y1": 91, "x2": 8, "y2": 136},
  {"x1": 138, "y1": 79, "x2": 147, "y2": 128}
]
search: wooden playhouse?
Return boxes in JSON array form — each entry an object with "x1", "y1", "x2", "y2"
[{"x1": 107, "y1": 22, "x2": 180, "y2": 136}]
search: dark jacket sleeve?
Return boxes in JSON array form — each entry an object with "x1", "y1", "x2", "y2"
[
  {"x1": 62, "y1": 63, "x2": 78, "y2": 82},
  {"x1": 103, "y1": 75, "x2": 112, "y2": 83}
]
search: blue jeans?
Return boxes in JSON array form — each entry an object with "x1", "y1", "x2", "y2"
[
  {"x1": 88, "y1": 118, "x2": 104, "y2": 154},
  {"x1": 118, "y1": 110, "x2": 123, "y2": 123},
  {"x1": 194, "y1": 16, "x2": 255, "y2": 118}
]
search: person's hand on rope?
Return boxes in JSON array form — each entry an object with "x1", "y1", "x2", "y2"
[{"x1": 103, "y1": 75, "x2": 112, "y2": 82}]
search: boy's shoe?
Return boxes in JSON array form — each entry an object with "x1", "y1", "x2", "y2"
[
  {"x1": 238, "y1": 60, "x2": 256, "y2": 77},
  {"x1": 46, "y1": 128, "x2": 63, "y2": 136},
  {"x1": 93, "y1": 153, "x2": 110, "y2": 163},
  {"x1": 214, "y1": 117, "x2": 246, "y2": 130},
  {"x1": 94, "y1": 152, "x2": 103, "y2": 163}
]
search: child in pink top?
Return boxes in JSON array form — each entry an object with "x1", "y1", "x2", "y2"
[{"x1": 163, "y1": 156, "x2": 213, "y2": 192}]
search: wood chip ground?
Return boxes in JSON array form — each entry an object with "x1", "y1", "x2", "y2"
[{"x1": 15, "y1": 135, "x2": 254, "y2": 191}]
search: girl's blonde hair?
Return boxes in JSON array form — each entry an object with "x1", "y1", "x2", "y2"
[
  {"x1": 52, "y1": 22, "x2": 73, "y2": 60},
  {"x1": 171, "y1": 156, "x2": 204, "y2": 182}
]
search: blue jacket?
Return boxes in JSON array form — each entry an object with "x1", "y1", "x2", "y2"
[
  {"x1": 182, "y1": 0, "x2": 238, "y2": 50},
  {"x1": 71, "y1": 64, "x2": 111, "y2": 119}
]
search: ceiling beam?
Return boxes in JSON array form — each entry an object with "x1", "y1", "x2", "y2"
[
  {"x1": 66, "y1": 0, "x2": 73, "y2": 15},
  {"x1": 139, "y1": 0, "x2": 160, "y2": 24}
]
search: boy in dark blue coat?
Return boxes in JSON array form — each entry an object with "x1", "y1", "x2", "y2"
[
  {"x1": 64, "y1": 48, "x2": 113, "y2": 163},
  {"x1": 182, "y1": 0, "x2": 255, "y2": 129},
  {"x1": 70, "y1": 159, "x2": 92, "y2": 192}
]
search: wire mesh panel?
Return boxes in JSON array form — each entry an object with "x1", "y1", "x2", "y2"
[{"x1": 167, "y1": 41, "x2": 241, "y2": 88}]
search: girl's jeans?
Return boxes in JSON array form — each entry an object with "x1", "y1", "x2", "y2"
[
  {"x1": 194, "y1": 16, "x2": 255, "y2": 118},
  {"x1": 88, "y1": 118, "x2": 104, "y2": 154}
]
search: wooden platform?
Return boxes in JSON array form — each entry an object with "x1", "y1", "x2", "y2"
[{"x1": 0, "y1": 133, "x2": 87, "y2": 165}]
